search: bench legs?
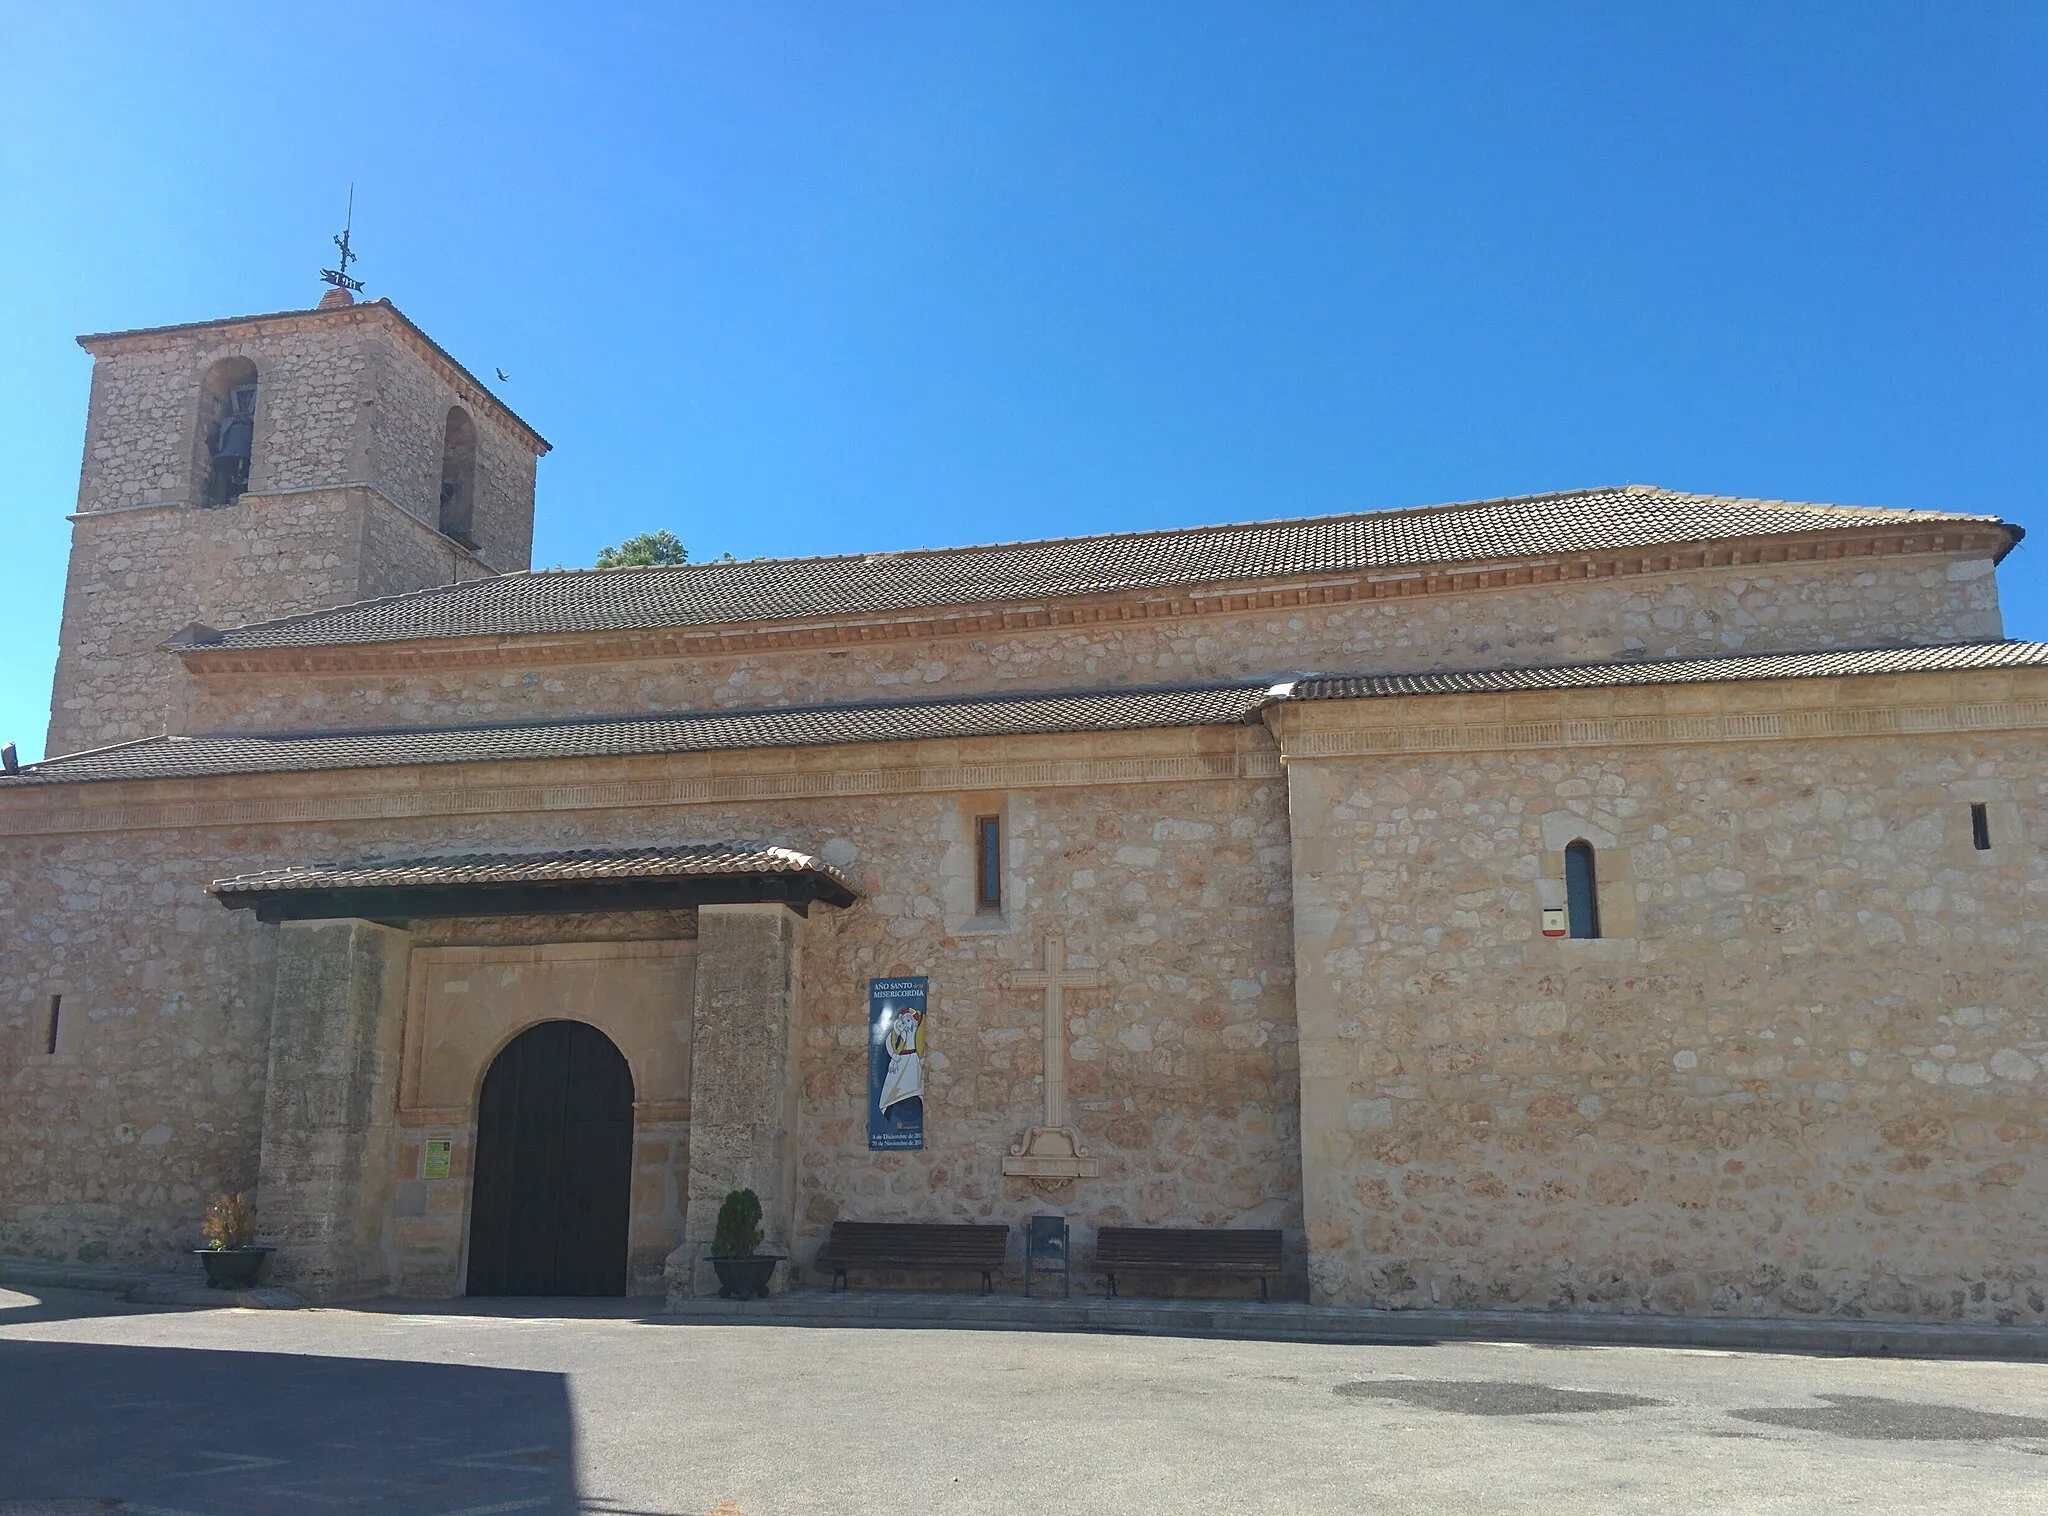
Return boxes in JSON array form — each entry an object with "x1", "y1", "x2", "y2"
[{"x1": 826, "y1": 1265, "x2": 995, "y2": 1292}]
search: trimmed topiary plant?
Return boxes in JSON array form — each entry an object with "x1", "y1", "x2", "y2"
[{"x1": 711, "y1": 1188, "x2": 764, "y2": 1258}]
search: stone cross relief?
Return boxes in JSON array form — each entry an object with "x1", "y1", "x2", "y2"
[{"x1": 1000, "y1": 933, "x2": 1103, "y2": 1181}]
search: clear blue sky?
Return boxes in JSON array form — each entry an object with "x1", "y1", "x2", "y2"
[{"x1": 2, "y1": 4, "x2": 2042, "y2": 760}]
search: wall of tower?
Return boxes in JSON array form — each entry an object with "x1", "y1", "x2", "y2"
[
  {"x1": 48, "y1": 303, "x2": 541, "y2": 755},
  {"x1": 49, "y1": 490, "x2": 501, "y2": 754},
  {"x1": 357, "y1": 323, "x2": 536, "y2": 571}
]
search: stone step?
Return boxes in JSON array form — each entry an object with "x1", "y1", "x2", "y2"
[
  {"x1": 0, "y1": 1256, "x2": 304, "y2": 1310},
  {"x1": 664, "y1": 1289, "x2": 2048, "y2": 1361}
]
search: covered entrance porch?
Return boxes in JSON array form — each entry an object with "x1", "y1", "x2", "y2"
[{"x1": 209, "y1": 841, "x2": 855, "y2": 1301}]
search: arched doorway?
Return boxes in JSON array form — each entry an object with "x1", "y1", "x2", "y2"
[{"x1": 466, "y1": 1020, "x2": 635, "y2": 1296}]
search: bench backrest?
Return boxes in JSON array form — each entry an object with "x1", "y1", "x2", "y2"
[
  {"x1": 1094, "y1": 1226, "x2": 1283, "y2": 1271},
  {"x1": 823, "y1": 1221, "x2": 1010, "y2": 1265}
]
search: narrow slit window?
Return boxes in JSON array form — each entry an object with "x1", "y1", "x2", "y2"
[
  {"x1": 974, "y1": 815, "x2": 1002, "y2": 912},
  {"x1": 1971, "y1": 803, "x2": 1992, "y2": 851},
  {"x1": 1564, "y1": 840, "x2": 1601, "y2": 940},
  {"x1": 45, "y1": 994, "x2": 61, "y2": 1056}
]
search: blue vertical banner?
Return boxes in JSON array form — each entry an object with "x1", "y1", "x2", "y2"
[{"x1": 868, "y1": 977, "x2": 928, "y2": 1150}]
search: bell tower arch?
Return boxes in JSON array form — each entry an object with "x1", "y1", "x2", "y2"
[{"x1": 47, "y1": 291, "x2": 549, "y2": 756}]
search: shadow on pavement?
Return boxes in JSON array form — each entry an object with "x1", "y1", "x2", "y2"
[
  {"x1": 0, "y1": 1337, "x2": 579, "y2": 1514},
  {"x1": 0, "y1": 1287, "x2": 161, "y2": 1328}
]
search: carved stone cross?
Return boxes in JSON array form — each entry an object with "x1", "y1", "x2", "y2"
[{"x1": 1000, "y1": 934, "x2": 1103, "y2": 1180}]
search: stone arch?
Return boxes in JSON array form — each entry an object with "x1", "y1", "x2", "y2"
[
  {"x1": 438, "y1": 406, "x2": 477, "y2": 543},
  {"x1": 196, "y1": 356, "x2": 259, "y2": 506}
]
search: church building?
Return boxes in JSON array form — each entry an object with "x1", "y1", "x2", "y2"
[{"x1": 3, "y1": 286, "x2": 2043, "y2": 1323}]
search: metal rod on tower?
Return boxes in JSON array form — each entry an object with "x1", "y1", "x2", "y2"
[{"x1": 320, "y1": 185, "x2": 365, "y2": 295}]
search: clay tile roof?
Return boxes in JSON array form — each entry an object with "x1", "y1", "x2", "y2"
[
  {"x1": 9, "y1": 643, "x2": 2043, "y2": 794},
  {"x1": 4, "y1": 683, "x2": 1271, "y2": 788},
  {"x1": 1279, "y1": 640, "x2": 2048, "y2": 702},
  {"x1": 177, "y1": 486, "x2": 2015, "y2": 651},
  {"x1": 210, "y1": 842, "x2": 851, "y2": 899}
]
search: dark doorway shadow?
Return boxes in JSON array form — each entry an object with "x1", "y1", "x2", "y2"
[
  {"x1": 469, "y1": 1020, "x2": 634, "y2": 1298},
  {"x1": 0, "y1": 1338, "x2": 578, "y2": 1513}
]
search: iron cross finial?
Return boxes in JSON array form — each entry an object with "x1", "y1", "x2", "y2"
[{"x1": 320, "y1": 184, "x2": 365, "y2": 295}]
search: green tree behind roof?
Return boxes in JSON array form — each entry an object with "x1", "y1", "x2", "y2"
[{"x1": 595, "y1": 529, "x2": 689, "y2": 568}]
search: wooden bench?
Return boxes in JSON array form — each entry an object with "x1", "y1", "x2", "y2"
[
  {"x1": 816, "y1": 1221, "x2": 1011, "y2": 1294},
  {"x1": 1094, "y1": 1226, "x2": 1284, "y2": 1300}
]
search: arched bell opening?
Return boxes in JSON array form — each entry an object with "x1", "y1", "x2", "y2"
[
  {"x1": 197, "y1": 356, "x2": 259, "y2": 506},
  {"x1": 438, "y1": 405, "x2": 478, "y2": 544}
]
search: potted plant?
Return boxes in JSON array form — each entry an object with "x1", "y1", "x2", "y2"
[
  {"x1": 708, "y1": 1188, "x2": 782, "y2": 1300},
  {"x1": 194, "y1": 1192, "x2": 272, "y2": 1289}
]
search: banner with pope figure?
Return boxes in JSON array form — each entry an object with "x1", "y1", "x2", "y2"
[{"x1": 867, "y1": 977, "x2": 928, "y2": 1150}]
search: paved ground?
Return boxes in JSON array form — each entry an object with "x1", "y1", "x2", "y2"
[{"x1": 3, "y1": 1286, "x2": 2046, "y2": 1515}]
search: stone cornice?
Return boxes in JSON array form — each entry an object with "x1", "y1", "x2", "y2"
[
  {"x1": 1264, "y1": 668, "x2": 2048, "y2": 762},
  {"x1": 172, "y1": 524, "x2": 2005, "y2": 677},
  {"x1": 0, "y1": 730, "x2": 1284, "y2": 839}
]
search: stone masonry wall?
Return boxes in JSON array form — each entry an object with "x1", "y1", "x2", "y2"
[
  {"x1": 355, "y1": 486, "x2": 501, "y2": 603},
  {"x1": 49, "y1": 490, "x2": 496, "y2": 755},
  {"x1": 50, "y1": 493, "x2": 366, "y2": 754},
  {"x1": 51, "y1": 303, "x2": 533, "y2": 754},
  {"x1": 176, "y1": 552, "x2": 2002, "y2": 735},
  {"x1": 0, "y1": 823, "x2": 279, "y2": 1269},
  {"x1": 0, "y1": 724, "x2": 1301, "y2": 1291},
  {"x1": 74, "y1": 307, "x2": 536, "y2": 569},
  {"x1": 75, "y1": 319, "x2": 369, "y2": 515},
  {"x1": 789, "y1": 768, "x2": 1303, "y2": 1291},
  {"x1": 358, "y1": 323, "x2": 535, "y2": 572},
  {"x1": 1278, "y1": 676, "x2": 2048, "y2": 1324}
]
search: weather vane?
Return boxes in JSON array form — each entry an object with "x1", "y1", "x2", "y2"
[{"x1": 320, "y1": 185, "x2": 364, "y2": 295}]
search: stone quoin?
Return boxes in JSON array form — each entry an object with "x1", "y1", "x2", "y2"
[{"x1": 2, "y1": 285, "x2": 2043, "y2": 1325}]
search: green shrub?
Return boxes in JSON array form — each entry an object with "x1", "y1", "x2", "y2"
[{"x1": 711, "y1": 1189, "x2": 764, "y2": 1257}]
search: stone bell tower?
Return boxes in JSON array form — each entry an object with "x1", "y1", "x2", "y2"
[{"x1": 46, "y1": 286, "x2": 550, "y2": 757}]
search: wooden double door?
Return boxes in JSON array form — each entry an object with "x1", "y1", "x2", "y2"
[{"x1": 467, "y1": 1019, "x2": 635, "y2": 1297}]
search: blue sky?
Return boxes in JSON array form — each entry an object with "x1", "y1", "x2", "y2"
[{"x1": 2, "y1": 3, "x2": 2041, "y2": 760}]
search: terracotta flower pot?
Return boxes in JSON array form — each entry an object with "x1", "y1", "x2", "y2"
[
  {"x1": 195, "y1": 1247, "x2": 273, "y2": 1290},
  {"x1": 710, "y1": 1254, "x2": 782, "y2": 1300}
]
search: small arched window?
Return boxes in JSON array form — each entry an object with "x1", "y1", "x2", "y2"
[
  {"x1": 438, "y1": 406, "x2": 477, "y2": 544},
  {"x1": 1564, "y1": 840, "x2": 1601, "y2": 940},
  {"x1": 198, "y1": 357, "x2": 259, "y2": 506}
]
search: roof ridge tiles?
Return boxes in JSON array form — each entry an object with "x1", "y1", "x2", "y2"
[
  {"x1": 1282, "y1": 639, "x2": 2048, "y2": 701},
  {"x1": 8, "y1": 641, "x2": 2045, "y2": 791},
  {"x1": 166, "y1": 676, "x2": 1276, "y2": 749}
]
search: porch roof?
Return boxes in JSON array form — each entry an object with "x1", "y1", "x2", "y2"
[{"x1": 210, "y1": 841, "x2": 856, "y2": 922}]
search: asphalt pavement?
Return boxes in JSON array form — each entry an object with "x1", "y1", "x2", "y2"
[{"x1": 2, "y1": 1285, "x2": 2045, "y2": 1515}]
